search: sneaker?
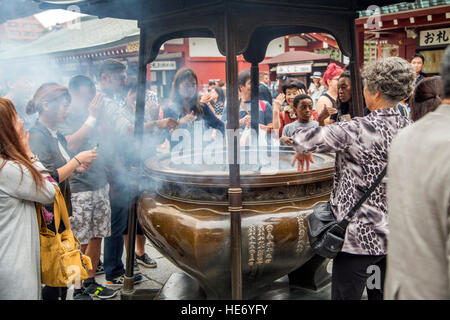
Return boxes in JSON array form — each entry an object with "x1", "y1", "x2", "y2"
[
  {"x1": 105, "y1": 274, "x2": 143, "y2": 289},
  {"x1": 84, "y1": 281, "x2": 117, "y2": 299},
  {"x1": 73, "y1": 288, "x2": 93, "y2": 300},
  {"x1": 136, "y1": 253, "x2": 157, "y2": 268},
  {"x1": 96, "y1": 262, "x2": 105, "y2": 275},
  {"x1": 134, "y1": 259, "x2": 142, "y2": 274}
]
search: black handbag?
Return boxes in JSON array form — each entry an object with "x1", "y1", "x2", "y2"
[{"x1": 306, "y1": 167, "x2": 387, "y2": 258}]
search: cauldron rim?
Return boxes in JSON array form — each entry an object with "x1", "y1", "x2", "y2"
[{"x1": 144, "y1": 149, "x2": 335, "y2": 187}]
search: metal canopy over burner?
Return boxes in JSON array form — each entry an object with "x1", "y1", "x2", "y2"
[{"x1": 27, "y1": 0, "x2": 414, "y2": 299}]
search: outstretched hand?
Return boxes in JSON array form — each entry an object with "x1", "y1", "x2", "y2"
[
  {"x1": 291, "y1": 152, "x2": 314, "y2": 174},
  {"x1": 88, "y1": 93, "x2": 105, "y2": 119},
  {"x1": 157, "y1": 118, "x2": 178, "y2": 129},
  {"x1": 325, "y1": 105, "x2": 337, "y2": 116},
  {"x1": 76, "y1": 150, "x2": 98, "y2": 165},
  {"x1": 239, "y1": 114, "x2": 251, "y2": 128},
  {"x1": 180, "y1": 111, "x2": 197, "y2": 125},
  {"x1": 273, "y1": 93, "x2": 285, "y2": 112}
]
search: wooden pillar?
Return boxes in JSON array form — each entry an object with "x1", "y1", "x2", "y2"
[
  {"x1": 123, "y1": 26, "x2": 147, "y2": 292},
  {"x1": 356, "y1": 26, "x2": 365, "y2": 69},
  {"x1": 349, "y1": 17, "x2": 364, "y2": 117},
  {"x1": 250, "y1": 62, "x2": 260, "y2": 152}
]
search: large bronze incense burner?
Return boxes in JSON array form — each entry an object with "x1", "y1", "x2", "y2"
[
  {"x1": 34, "y1": 0, "x2": 411, "y2": 300},
  {"x1": 138, "y1": 148, "x2": 335, "y2": 299}
]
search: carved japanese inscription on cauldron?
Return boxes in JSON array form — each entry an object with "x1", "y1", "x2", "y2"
[{"x1": 138, "y1": 149, "x2": 335, "y2": 299}]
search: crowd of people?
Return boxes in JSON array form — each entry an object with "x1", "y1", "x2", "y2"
[
  {"x1": 0, "y1": 59, "x2": 164, "y2": 300},
  {"x1": 0, "y1": 45, "x2": 449, "y2": 300}
]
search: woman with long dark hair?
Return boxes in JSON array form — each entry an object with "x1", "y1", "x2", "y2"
[
  {"x1": 409, "y1": 76, "x2": 442, "y2": 121},
  {"x1": 200, "y1": 86, "x2": 226, "y2": 141},
  {"x1": 324, "y1": 70, "x2": 354, "y2": 124},
  {"x1": 320, "y1": 70, "x2": 369, "y2": 125},
  {"x1": 201, "y1": 86, "x2": 225, "y2": 119},
  {"x1": 0, "y1": 98, "x2": 56, "y2": 299},
  {"x1": 163, "y1": 68, "x2": 224, "y2": 150},
  {"x1": 26, "y1": 83, "x2": 98, "y2": 300}
]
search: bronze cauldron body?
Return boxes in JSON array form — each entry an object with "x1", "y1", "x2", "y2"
[{"x1": 138, "y1": 148, "x2": 335, "y2": 299}]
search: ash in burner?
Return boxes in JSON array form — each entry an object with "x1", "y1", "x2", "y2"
[
  {"x1": 144, "y1": 149, "x2": 335, "y2": 205},
  {"x1": 166, "y1": 147, "x2": 326, "y2": 174}
]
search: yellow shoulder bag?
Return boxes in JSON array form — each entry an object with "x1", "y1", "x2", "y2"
[{"x1": 36, "y1": 185, "x2": 92, "y2": 287}]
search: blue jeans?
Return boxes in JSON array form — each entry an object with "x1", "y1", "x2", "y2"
[{"x1": 104, "y1": 182, "x2": 130, "y2": 281}]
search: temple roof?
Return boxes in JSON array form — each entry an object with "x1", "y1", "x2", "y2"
[
  {"x1": 0, "y1": 0, "x2": 415, "y2": 24},
  {"x1": 0, "y1": 16, "x2": 139, "y2": 60}
]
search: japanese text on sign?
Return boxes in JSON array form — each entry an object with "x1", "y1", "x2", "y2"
[
  {"x1": 276, "y1": 63, "x2": 312, "y2": 74},
  {"x1": 149, "y1": 61, "x2": 177, "y2": 70},
  {"x1": 420, "y1": 28, "x2": 450, "y2": 47}
]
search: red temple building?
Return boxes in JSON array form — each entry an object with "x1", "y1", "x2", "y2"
[{"x1": 356, "y1": 1, "x2": 450, "y2": 74}]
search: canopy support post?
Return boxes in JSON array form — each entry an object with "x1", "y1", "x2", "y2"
[
  {"x1": 225, "y1": 10, "x2": 243, "y2": 301},
  {"x1": 250, "y1": 62, "x2": 260, "y2": 160}
]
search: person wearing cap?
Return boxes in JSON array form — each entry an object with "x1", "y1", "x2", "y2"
[
  {"x1": 308, "y1": 71, "x2": 326, "y2": 109},
  {"x1": 274, "y1": 74, "x2": 289, "y2": 98},
  {"x1": 208, "y1": 80, "x2": 216, "y2": 92}
]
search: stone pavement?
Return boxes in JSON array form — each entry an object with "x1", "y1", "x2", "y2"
[
  {"x1": 67, "y1": 241, "x2": 183, "y2": 300},
  {"x1": 68, "y1": 240, "x2": 368, "y2": 300}
]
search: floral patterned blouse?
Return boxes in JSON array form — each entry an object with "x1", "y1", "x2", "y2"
[{"x1": 291, "y1": 107, "x2": 411, "y2": 255}]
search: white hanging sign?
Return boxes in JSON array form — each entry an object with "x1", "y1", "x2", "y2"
[{"x1": 276, "y1": 63, "x2": 312, "y2": 74}]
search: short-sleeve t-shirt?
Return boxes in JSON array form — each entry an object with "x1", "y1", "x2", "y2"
[
  {"x1": 221, "y1": 100, "x2": 272, "y2": 129},
  {"x1": 281, "y1": 120, "x2": 319, "y2": 137},
  {"x1": 58, "y1": 109, "x2": 108, "y2": 193}
]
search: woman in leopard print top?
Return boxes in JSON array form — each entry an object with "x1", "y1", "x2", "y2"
[{"x1": 290, "y1": 57, "x2": 416, "y2": 300}]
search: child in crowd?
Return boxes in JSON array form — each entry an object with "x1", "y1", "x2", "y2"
[{"x1": 280, "y1": 94, "x2": 318, "y2": 144}]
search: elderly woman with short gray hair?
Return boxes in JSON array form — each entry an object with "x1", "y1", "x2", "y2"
[{"x1": 286, "y1": 57, "x2": 416, "y2": 300}]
